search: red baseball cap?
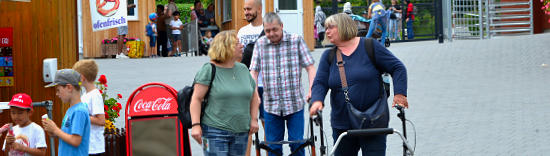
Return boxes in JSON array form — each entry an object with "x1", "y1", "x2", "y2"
[{"x1": 8, "y1": 93, "x2": 33, "y2": 110}]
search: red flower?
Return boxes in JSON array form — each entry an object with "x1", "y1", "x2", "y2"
[
  {"x1": 104, "y1": 105, "x2": 108, "y2": 111},
  {"x1": 104, "y1": 84, "x2": 108, "y2": 87},
  {"x1": 98, "y1": 75, "x2": 107, "y2": 84},
  {"x1": 105, "y1": 113, "x2": 110, "y2": 119},
  {"x1": 117, "y1": 94, "x2": 122, "y2": 99},
  {"x1": 99, "y1": 90, "x2": 103, "y2": 94},
  {"x1": 116, "y1": 103, "x2": 121, "y2": 109}
]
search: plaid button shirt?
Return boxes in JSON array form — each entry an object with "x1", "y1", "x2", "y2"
[{"x1": 250, "y1": 31, "x2": 315, "y2": 116}]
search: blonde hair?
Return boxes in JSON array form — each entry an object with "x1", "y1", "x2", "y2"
[
  {"x1": 208, "y1": 30, "x2": 238, "y2": 63},
  {"x1": 324, "y1": 13, "x2": 358, "y2": 42},
  {"x1": 72, "y1": 59, "x2": 98, "y2": 82}
]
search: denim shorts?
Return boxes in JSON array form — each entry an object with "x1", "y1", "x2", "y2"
[
  {"x1": 117, "y1": 26, "x2": 128, "y2": 35},
  {"x1": 172, "y1": 34, "x2": 182, "y2": 41},
  {"x1": 201, "y1": 124, "x2": 249, "y2": 156},
  {"x1": 149, "y1": 36, "x2": 156, "y2": 47}
]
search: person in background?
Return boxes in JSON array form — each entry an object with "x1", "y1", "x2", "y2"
[
  {"x1": 202, "y1": 30, "x2": 213, "y2": 46},
  {"x1": 405, "y1": 0, "x2": 415, "y2": 39},
  {"x1": 165, "y1": 0, "x2": 179, "y2": 50},
  {"x1": 314, "y1": 5, "x2": 326, "y2": 46},
  {"x1": 117, "y1": 3, "x2": 136, "y2": 55},
  {"x1": 191, "y1": 1, "x2": 203, "y2": 21},
  {"x1": 388, "y1": 0, "x2": 402, "y2": 41},
  {"x1": 237, "y1": 0, "x2": 265, "y2": 154},
  {"x1": 156, "y1": 5, "x2": 170, "y2": 57},
  {"x1": 366, "y1": 0, "x2": 388, "y2": 45},
  {"x1": 170, "y1": 11, "x2": 184, "y2": 56},
  {"x1": 205, "y1": 4, "x2": 216, "y2": 26},
  {"x1": 146, "y1": 13, "x2": 158, "y2": 57}
]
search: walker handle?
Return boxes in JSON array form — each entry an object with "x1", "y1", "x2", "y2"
[{"x1": 347, "y1": 128, "x2": 394, "y2": 137}]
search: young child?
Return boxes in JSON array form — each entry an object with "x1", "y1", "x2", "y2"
[
  {"x1": 43, "y1": 69, "x2": 90, "y2": 156},
  {"x1": 2, "y1": 93, "x2": 47, "y2": 156},
  {"x1": 146, "y1": 13, "x2": 158, "y2": 57},
  {"x1": 170, "y1": 11, "x2": 183, "y2": 56},
  {"x1": 72, "y1": 60, "x2": 105, "y2": 156},
  {"x1": 202, "y1": 30, "x2": 213, "y2": 46}
]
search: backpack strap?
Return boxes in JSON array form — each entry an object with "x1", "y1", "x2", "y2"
[{"x1": 202, "y1": 63, "x2": 216, "y2": 111}]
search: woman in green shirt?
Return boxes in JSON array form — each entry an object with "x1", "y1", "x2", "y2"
[{"x1": 190, "y1": 30, "x2": 260, "y2": 156}]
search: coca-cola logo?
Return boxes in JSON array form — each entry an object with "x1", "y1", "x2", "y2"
[{"x1": 133, "y1": 97, "x2": 173, "y2": 113}]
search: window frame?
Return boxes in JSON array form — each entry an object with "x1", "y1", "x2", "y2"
[{"x1": 127, "y1": 0, "x2": 139, "y2": 21}]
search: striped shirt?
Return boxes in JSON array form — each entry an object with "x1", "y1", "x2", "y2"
[{"x1": 250, "y1": 31, "x2": 315, "y2": 116}]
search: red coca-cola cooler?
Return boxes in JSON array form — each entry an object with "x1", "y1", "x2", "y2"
[{"x1": 125, "y1": 83, "x2": 191, "y2": 156}]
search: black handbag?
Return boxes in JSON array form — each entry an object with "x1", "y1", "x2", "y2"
[{"x1": 334, "y1": 40, "x2": 389, "y2": 129}]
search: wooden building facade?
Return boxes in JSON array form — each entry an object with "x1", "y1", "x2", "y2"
[
  {"x1": 81, "y1": 0, "x2": 156, "y2": 58},
  {"x1": 214, "y1": 0, "x2": 315, "y2": 51},
  {"x1": 0, "y1": 0, "x2": 79, "y2": 156}
]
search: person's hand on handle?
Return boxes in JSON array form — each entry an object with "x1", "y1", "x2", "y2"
[
  {"x1": 392, "y1": 94, "x2": 409, "y2": 108},
  {"x1": 249, "y1": 119, "x2": 259, "y2": 135},
  {"x1": 309, "y1": 101, "x2": 324, "y2": 116},
  {"x1": 191, "y1": 125, "x2": 203, "y2": 144}
]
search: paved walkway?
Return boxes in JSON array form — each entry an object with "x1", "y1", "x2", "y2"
[{"x1": 96, "y1": 33, "x2": 550, "y2": 155}]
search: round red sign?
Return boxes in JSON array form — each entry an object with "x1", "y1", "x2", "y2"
[{"x1": 126, "y1": 83, "x2": 179, "y2": 117}]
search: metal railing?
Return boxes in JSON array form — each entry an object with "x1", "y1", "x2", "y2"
[{"x1": 450, "y1": 0, "x2": 533, "y2": 40}]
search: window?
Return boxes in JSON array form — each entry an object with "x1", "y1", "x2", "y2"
[
  {"x1": 223, "y1": 0, "x2": 231, "y2": 23},
  {"x1": 127, "y1": 0, "x2": 138, "y2": 21},
  {"x1": 279, "y1": 0, "x2": 297, "y2": 10}
]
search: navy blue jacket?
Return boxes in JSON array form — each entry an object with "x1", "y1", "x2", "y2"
[{"x1": 310, "y1": 38, "x2": 407, "y2": 129}]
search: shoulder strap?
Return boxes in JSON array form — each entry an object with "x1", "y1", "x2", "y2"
[
  {"x1": 364, "y1": 38, "x2": 384, "y2": 74},
  {"x1": 203, "y1": 63, "x2": 216, "y2": 103}
]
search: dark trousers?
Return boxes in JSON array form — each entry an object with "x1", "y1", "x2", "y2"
[
  {"x1": 157, "y1": 31, "x2": 168, "y2": 57},
  {"x1": 332, "y1": 128, "x2": 387, "y2": 156}
]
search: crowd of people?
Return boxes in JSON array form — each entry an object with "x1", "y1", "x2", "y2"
[
  {"x1": 188, "y1": 0, "x2": 409, "y2": 156},
  {"x1": 143, "y1": 0, "x2": 218, "y2": 58},
  {"x1": 1, "y1": 1, "x2": 411, "y2": 156},
  {"x1": 314, "y1": 0, "x2": 416, "y2": 47}
]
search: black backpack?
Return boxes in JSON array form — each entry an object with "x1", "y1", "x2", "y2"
[
  {"x1": 241, "y1": 31, "x2": 265, "y2": 68},
  {"x1": 177, "y1": 63, "x2": 216, "y2": 129},
  {"x1": 327, "y1": 38, "x2": 391, "y2": 97}
]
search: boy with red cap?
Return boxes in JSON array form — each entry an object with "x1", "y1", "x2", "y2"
[{"x1": 2, "y1": 93, "x2": 47, "y2": 156}]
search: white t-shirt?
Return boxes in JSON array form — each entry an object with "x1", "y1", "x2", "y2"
[
  {"x1": 81, "y1": 89, "x2": 105, "y2": 154},
  {"x1": 2, "y1": 122, "x2": 47, "y2": 156},
  {"x1": 170, "y1": 19, "x2": 183, "y2": 34},
  {"x1": 238, "y1": 24, "x2": 265, "y2": 87}
]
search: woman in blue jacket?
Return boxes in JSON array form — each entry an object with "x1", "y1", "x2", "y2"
[{"x1": 309, "y1": 13, "x2": 409, "y2": 156}]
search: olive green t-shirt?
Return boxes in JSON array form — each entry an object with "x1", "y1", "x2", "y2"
[{"x1": 195, "y1": 62, "x2": 256, "y2": 133}]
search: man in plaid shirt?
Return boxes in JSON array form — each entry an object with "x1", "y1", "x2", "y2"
[{"x1": 250, "y1": 12, "x2": 316, "y2": 156}]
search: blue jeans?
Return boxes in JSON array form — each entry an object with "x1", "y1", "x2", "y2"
[
  {"x1": 264, "y1": 109, "x2": 305, "y2": 156},
  {"x1": 201, "y1": 125, "x2": 249, "y2": 156},
  {"x1": 366, "y1": 16, "x2": 387, "y2": 45},
  {"x1": 332, "y1": 128, "x2": 387, "y2": 156},
  {"x1": 407, "y1": 20, "x2": 414, "y2": 39}
]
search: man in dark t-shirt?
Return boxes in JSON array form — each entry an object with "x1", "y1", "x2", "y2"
[{"x1": 156, "y1": 5, "x2": 170, "y2": 57}]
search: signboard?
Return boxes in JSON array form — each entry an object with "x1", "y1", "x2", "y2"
[
  {"x1": 0, "y1": 28, "x2": 14, "y2": 87},
  {"x1": 127, "y1": 83, "x2": 179, "y2": 117},
  {"x1": 90, "y1": 0, "x2": 128, "y2": 32}
]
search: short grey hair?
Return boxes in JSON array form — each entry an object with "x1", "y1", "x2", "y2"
[{"x1": 263, "y1": 12, "x2": 282, "y2": 25}]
